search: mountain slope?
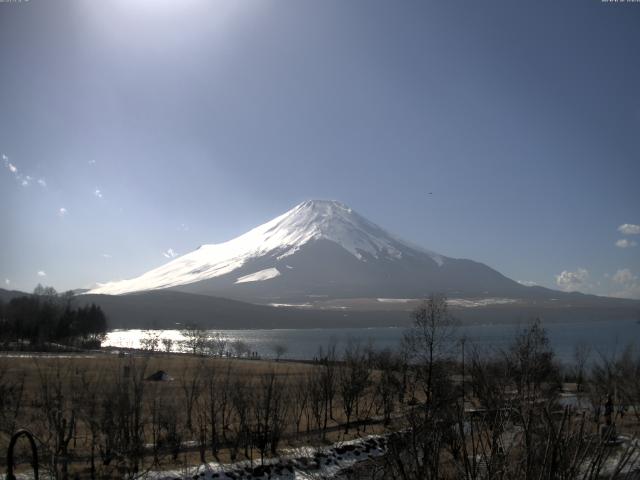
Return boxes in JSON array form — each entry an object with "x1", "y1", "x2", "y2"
[
  {"x1": 86, "y1": 200, "x2": 548, "y2": 302},
  {"x1": 0, "y1": 287, "x2": 31, "y2": 303}
]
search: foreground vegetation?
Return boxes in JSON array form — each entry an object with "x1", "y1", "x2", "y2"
[{"x1": 0, "y1": 295, "x2": 639, "y2": 479}]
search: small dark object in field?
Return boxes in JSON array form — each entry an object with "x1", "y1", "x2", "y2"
[{"x1": 146, "y1": 370, "x2": 173, "y2": 381}]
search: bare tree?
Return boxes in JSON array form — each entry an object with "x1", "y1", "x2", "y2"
[
  {"x1": 33, "y1": 359, "x2": 79, "y2": 480},
  {"x1": 178, "y1": 358, "x2": 204, "y2": 434},
  {"x1": 98, "y1": 356, "x2": 149, "y2": 476},
  {"x1": 307, "y1": 368, "x2": 326, "y2": 437},
  {"x1": 573, "y1": 341, "x2": 591, "y2": 394},
  {"x1": 229, "y1": 375, "x2": 251, "y2": 461},
  {"x1": 75, "y1": 364, "x2": 106, "y2": 478},
  {"x1": 161, "y1": 337, "x2": 174, "y2": 353},
  {"x1": 181, "y1": 324, "x2": 208, "y2": 355},
  {"x1": 372, "y1": 349, "x2": 401, "y2": 426},
  {"x1": 251, "y1": 369, "x2": 289, "y2": 463},
  {"x1": 139, "y1": 330, "x2": 160, "y2": 352},
  {"x1": 506, "y1": 319, "x2": 559, "y2": 407},
  {"x1": 204, "y1": 332, "x2": 227, "y2": 357},
  {"x1": 290, "y1": 377, "x2": 309, "y2": 436},
  {"x1": 339, "y1": 339, "x2": 370, "y2": 433},
  {"x1": 272, "y1": 343, "x2": 287, "y2": 361},
  {"x1": 0, "y1": 358, "x2": 25, "y2": 437},
  {"x1": 382, "y1": 295, "x2": 459, "y2": 480},
  {"x1": 403, "y1": 294, "x2": 457, "y2": 410},
  {"x1": 231, "y1": 339, "x2": 251, "y2": 358},
  {"x1": 316, "y1": 341, "x2": 338, "y2": 439}
]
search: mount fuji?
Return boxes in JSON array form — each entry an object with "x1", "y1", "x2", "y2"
[{"x1": 87, "y1": 200, "x2": 539, "y2": 303}]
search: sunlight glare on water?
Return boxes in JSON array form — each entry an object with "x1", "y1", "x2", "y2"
[{"x1": 104, "y1": 319, "x2": 639, "y2": 364}]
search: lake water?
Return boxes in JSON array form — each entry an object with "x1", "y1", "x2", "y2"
[{"x1": 104, "y1": 318, "x2": 639, "y2": 364}]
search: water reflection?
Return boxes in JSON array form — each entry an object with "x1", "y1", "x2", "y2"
[{"x1": 104, "y1": 319, "x2": 639, "y2": 364}]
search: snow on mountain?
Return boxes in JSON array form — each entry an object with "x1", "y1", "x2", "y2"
[
  {"x1": 87, "y1": 200, "x2": 447, "y2": 296},
  {"x1": 235, "y1": 267, "x2": 281, "y2": 284}
]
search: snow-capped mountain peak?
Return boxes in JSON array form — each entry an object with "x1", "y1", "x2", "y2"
[
  {"x1": 260, "y1": 199, "x2": 404, "y2": 260},
  {"x1": 86, "y1": 200, "x2": 445, "y2": 296}
]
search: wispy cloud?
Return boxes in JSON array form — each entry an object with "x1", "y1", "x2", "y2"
[
  {"x1": 88, "y1": 159, "x2": 96, "y2": 165},
  {"x1": 2, "y1": 153, "x2": 47, "y2": 188},
  {"x1": 58, "y1": 207, "x2": 68, "y2": 217},
  {"x1": 101, "y1": 253, "x2": 112, "y2": 259},
  {"x1": 612, "y1": 268, "x2": 637, "y2": 285},
  {"x1": 37, "y1": 270, "x2": 47, "y2": 277},
  {"x1": 610, "y1": 268, "x2": 640, "y2": 299},
  {"x1": 555, "y1": 268, "x2": 590, "y2": 292},
  {"x1": 517, "y1": 280, "x2": 538, "y2": 287},
  {"x1": 94, "y1": 189, "x2": 103, "y2": 199},
  {"x1": 162, "y1": 248, "x2": 178, "y2": 259},
  {"x1": 618, "y1": 224, "x2": 640, "y2": 235},
  {"x1": 615, "y1": 239, "x2": 637, "y2": 248},
  {"x1": 4, "y1": 278, "x2": 9, "y2": 286}
]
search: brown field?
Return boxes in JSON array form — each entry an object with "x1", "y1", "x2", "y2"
[{"x1": 0, "y1": 351, "x2": 392, "y2": 478}]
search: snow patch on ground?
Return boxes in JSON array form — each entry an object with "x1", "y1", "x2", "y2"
[
  {"x1": 377, "y1": 298, "x2": 415, "y2": 303},
  {"x1": 142, "y1": 435, "x2": 387, "y2": 480},
  {"x1": 268, "y1": 303, "x2": 314, "y2": 308},
  {"x1": 376, "y1": 298, "x2": 518, "y2": 308},
  {"x1": 447, "y1": 298, "x2": 517, "y2": 308},
  {"x1": 235, "y1": 267, "x2": 281, "y2": 284}
]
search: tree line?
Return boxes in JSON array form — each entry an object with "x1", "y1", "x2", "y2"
[{"x1": 0, "y1": 285, "x2": 108, "y2": 350}]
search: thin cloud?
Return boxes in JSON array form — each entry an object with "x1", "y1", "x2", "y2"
[
  {"x1": 162, "y1": 248, "x2": 178, "y2": 259},
  {"x1": 3, "y1": 154, "x2": 18, "y2": 174},
  {"x1": 37, "y1": 271, "x2": 47, "y2": 277},
  {"x1": 94, "y1": 189, "x2": 103, "y2": 199},
  {"x1": 618, "y1": 224, "x2": 640, "y2": 235},
  {"x1": 101, "y1": 253, "x2": 112, "y2": 259},
  {"x1": 612, "y1": 268, "x2": 637, "y2": 285},
  {"x1": 58, "y1": 207, "x2": 68, "y2": 217},
  {"x1": 517, "y1": 280, "x2": 538, "y2": 287},
  {"x1": 2, "y1": 154, "x2": 46, "y2": 188},
  {"x1": 4, "y1": 278, "x2": 9, "y2": 286},
  {"x1": 615, "y1": 239, "x2": 637, "y2": 248},
  {"x1": 21, "y1": 175, "x2": 33, "y2": 187},
  {"x1": 555, "y1": 268, "x2": 590, "y2": 292},
  {"x1": 610, "y1": 268, "x2": 640, "y2": 299}
]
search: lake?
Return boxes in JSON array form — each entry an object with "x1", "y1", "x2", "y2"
[{"x1": 104, "y1": 318, "x2": 639, "y2": 364}]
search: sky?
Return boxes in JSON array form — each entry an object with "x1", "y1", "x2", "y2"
[{"x1": 1, "y1": 0, "x2": 639, "y2": 298}]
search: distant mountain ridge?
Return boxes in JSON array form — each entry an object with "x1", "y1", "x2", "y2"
[
  {"x1": 87, "y1": 200, "x2": 542, "y2": 302},
  {"x1": 0, "y1": 288, "x2": 29, "y2": 303}
]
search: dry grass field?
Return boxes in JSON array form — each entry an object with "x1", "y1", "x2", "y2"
[{"x1": 0, "y1": 351, "x2": 393, "y2": 478}]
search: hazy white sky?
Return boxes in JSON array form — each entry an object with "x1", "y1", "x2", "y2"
[{"x1": 1, "y1": 0, "x2": 639, "y2": 298}]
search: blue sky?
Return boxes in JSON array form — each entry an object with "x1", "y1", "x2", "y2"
[{"x1": 1, "y1": 0, "x2": 639, "y2": 298}]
